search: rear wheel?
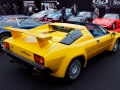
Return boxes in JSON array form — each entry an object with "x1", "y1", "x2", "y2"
[
  {"x1": 65, "y1": 59, "x2": 81, "y2": 82},
  {"x1": 0, "y1": 33, "x2": 11, "y2": 50}
]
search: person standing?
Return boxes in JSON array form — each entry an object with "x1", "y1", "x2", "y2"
[
  {"x1": 41, "y1": 4, "x2": 45, "y2": 10},
  {"x1": 105, "y1": 5, "x2": 110, "y2": 14},
  {"x1": 71, "y1": 4, "x2": 79, "y2": 16},
  {"x1": 61, "y1": 7, "x2": 66, "y2": 22},
  {"x1": 13, "y1": 3, "x2": 19, "y2": 15},
  {"x1": 93, "y1": 5, "x2": 99, "y2": 18},
  {"x1": 0, "y1": 6, "x2": 5, "y2": 15}
]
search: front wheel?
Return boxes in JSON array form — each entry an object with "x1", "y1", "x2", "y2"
[
  {"x1": 111, "y1": 40, "x2": 119, "y2": 53},
  {"x1": 65, "y1": 59, "x2": 81, "y2": 82}
]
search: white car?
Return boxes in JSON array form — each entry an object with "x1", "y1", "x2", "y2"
[{"x1": 31, "y1": 10, "x2": 58, "y2": 21}]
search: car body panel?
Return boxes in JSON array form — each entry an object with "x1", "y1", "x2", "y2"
[
  {"x1": 31, "y1": 10, "x2": 59, "y2": 21},
  {"x1": 93, "y1": 13, "x2": 120, "y2": 29},
  {"x1": 3, "y1": 23, "x2": 120, "y2": 78},
  {"x1": 68, "y1": 11, "x2": 98, "y2": 22}
]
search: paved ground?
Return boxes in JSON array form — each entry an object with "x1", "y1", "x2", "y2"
[{"x1": 0, "y1": 49, "x2": 120, "y2": 90}]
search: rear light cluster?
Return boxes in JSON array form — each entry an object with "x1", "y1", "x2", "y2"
[
  {"x1": 34, "y1": 54, "x2": 44, "y2": 65},
  {"x1": 4, "y1": 42, "x2": 10, "y2": 50}
]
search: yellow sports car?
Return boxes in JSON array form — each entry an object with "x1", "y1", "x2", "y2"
[{"x1": 3, "y1": 22, "x2": 120, "y2": 81}]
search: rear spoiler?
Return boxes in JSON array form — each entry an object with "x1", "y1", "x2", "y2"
[{"x1": 3, "y1": 27, "x2": 52, "y2": 47}]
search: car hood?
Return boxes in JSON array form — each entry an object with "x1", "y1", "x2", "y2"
[{"x1": 93, "y1": 18, "x2": 115, "y2": 25}]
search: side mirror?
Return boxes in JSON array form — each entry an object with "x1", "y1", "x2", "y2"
[{"x1": 112, "y1": 32, "x2": 116, "y2": 36}]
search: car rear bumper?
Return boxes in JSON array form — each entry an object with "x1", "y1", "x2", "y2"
[{"x1": 4, "y1": 49, "x2": 51, "y2": 73}]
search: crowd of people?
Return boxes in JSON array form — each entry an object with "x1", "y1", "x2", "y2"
[
  {"x1": 60, "y1": 4, "x2": 111, "y2": 22},
  {"x1": 0, "y1": 3, "x2": 38, "y2": 16},
  {"x1": 0, "y1": 2, "x2": 111, "y2": 19},
  {"x1": 0, "y1": 3, "x2": 19, "y2": 15}
]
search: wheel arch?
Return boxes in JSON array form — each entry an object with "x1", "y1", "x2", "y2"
[
  {"x1": 0, "y1": 31, "x2": 11, "y2": 36},
  {"x1": 51, "y1": 54, "x2": 87, "y2": 78},
  {"x1": 71, "y1": 55, "x2": 86, "y2": 68}
]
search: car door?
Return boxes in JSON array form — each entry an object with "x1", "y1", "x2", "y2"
[
  {"x1": 85, "y1": 24, "x2": 114, "y2": 58},
  {"x1": 92, "y1": 25, "x2": 114, "y2": 54}
]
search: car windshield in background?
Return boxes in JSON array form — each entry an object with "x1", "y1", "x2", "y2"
[
  {"x1": 52, "y1": 25, "x2": 75, "y2": 33},
  {"x1": 38, "y1": 10, "x2": 47, "y2": 14},
  {"x1": 0, "y1": 17, "x2": 42, "y2": 27},
  {"x1": 47, "y1": 12, "x2": 59, "y2": 18},
  {"x1": 66, "y1": 8, "x2": 71, "y2": 13},
  {"x1": 48, "y1": 14, "x2": 61, "y2": 19},
  {"x1": 18, "y1": 18, "x2": 42, "y2": 26},
  {"x1": 0, "y1": 18, "x2": 18, "y2": 27},
  {"x1": 78, "y1": 12, "x2": 89, "y2": 17},
  {"x1": 103, "y1": 14, "x2": 117, "y2": 19}
]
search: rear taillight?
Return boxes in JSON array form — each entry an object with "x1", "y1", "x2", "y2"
[
  {"x1": 34, "y1": 54, "x2": 44, "y2": 65},
  {"x1": 4, "y1": 42, "x2": 10, "y2": 50}
]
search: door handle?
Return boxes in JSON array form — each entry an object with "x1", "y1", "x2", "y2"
[{"x1": 96, "y1": 40, "x2": 100, "y2": 43}]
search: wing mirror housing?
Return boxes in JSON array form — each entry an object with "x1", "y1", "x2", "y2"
[{"x1": 112, "y1": 32, "x2": 116, "y2": 36}]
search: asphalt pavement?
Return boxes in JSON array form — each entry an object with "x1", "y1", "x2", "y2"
[{"x1": 0, "y1": 49, "x2": 120, "y2": 90}]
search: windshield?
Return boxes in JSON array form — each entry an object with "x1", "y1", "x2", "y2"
[
  {"x1": 0, "y1": 17, "x2": 41, "y2": 27},
  {"x1": 48, "y1": 14, "x2": 61, "y2": 19},
  {"x1": 78, "y1": 12, "x2": 90, "y2": 17},
  {"x1": 66, "y1": 9, "x2": 71, "y2": 13},
  {"x1": 47, "y1": 12, "x2": 59, "y2": 17},
  {"x1": 18, "y1": 17, "x2": 41, "y2": 26},
  {"x1": 38, "y1": 11, "x2": 47, "y2": 14},
  {"x1": 103, "y1": 14, "x2": 117, "y2": 19}
]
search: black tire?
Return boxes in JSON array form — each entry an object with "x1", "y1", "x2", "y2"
[
  {"x1": 112, "y1": 23, "x2": 116, "y2": 30},
  {"x1": 64, "y1": 59, "x2": 82, "y2": 82},
  {"x1": 0, "y1": 33, "x2": 11, "y2": 50},
  {"x1": 111, "y1": 40, "x2": 119, "y2": 53}
]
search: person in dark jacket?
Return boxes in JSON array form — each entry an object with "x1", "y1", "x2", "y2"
[
  {"x1": 13, "y1": 3, "x2": 19, "y2": 15},
  {"x1": 71, "y1": 4, "x2": 79, "y2": 16},
  {"x1": 93, "y1": 5, "x2": 99, "y2": 18},
  {"x1": 0, "y1": 6, "x2": 5, "y2": 15},
  {"x1": 61, "y1": 7, "x2": 66, "y2": 22}
]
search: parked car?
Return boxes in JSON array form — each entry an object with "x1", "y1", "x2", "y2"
[
  {"x1": 68, "y1": 11, "x2": 98, "y2": 22},
  {"x1": 93, "y1": 13, "x2": 120, "y2": 29},
  {"x1": 0, "y1": 15, "x2": 45, "y2": 50},
  {"x1": 3, "y1": 22, "x2": 120, "y2": 82},
  {"x1": 44, "y1": 11, "x2": 72, "y2": 22},
  {"x1": 31, "y1": 10, "x2": 59, "y2": 21}
]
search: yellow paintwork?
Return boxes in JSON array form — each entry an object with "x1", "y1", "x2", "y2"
[{"x1": 3, "y1": 23, "x2": 120, "y2": 78}]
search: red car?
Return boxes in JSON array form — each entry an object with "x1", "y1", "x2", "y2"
[{"x1": 93, "y1": 13, "x2": 120, "y2": 29}]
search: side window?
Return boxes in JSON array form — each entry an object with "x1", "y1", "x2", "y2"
[
  {"x1": 86, "y1": 24, "x2": 105, "y2": 38},
  {"x1": 98, "y1": 25, "x2": 110, "y2": 34},
  {"x1": 60, "y1": 30, "x2": 83, "y2": 45}
]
